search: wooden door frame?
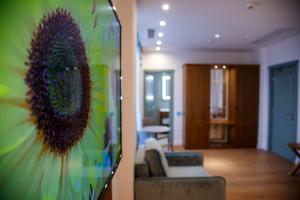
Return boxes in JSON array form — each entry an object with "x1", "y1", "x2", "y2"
[{"x1": 268, "y1": 60, "x2": 299, "y2": 151}]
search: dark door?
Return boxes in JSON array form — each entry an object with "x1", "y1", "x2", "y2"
[{"x1": 234, "y1": 66, "x2": 259, "y2": 148}]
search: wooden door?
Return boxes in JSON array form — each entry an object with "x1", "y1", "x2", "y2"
[
  {"x1": 184, "y1": 65, "x2": 210, "y2": 149},
  {"x1": 234, "y1": 66, "x2": 259, "y2": 147}
]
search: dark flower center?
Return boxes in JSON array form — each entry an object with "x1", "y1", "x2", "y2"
[
  {"x1": 25, "y1": 8, "x2": 91, "y2": 154},
  {"x1": 47, "y1": 39, "x2": 82, "y2": 115}
]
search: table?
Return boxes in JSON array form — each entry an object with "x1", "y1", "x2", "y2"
[
  {"x1": 141, "y1": 125, "x2": 171, "y2": 137},
  {"x1": 288, "y1": 143, "x2": 300, "y2": 176},
  {"x1": 142, "y1": 125, "x2": 173, "y2": 151}
]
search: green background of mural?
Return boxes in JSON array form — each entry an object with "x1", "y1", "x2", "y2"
[{"x1": 0, "y1": 0, "x2": 121, "y2": 199}]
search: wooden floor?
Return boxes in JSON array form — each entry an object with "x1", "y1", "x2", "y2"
[{"x1": 174, "y1": 147, "x2": 300, "y2": 200}]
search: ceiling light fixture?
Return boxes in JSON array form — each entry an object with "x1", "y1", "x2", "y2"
[
  {"x1": 160, "y1": 20, "x2": 166, "y2": 27},
  {"x1": 223, "y1": 65, "x2": 227, "y2": 69},
  {"x1": 157, "y1": 40, "x2": 162, "y2": 45},
  {"x1": 214, "y1": 34, "x2": 220, "y2": 38},
  {"x1": 246, "y1": 0, "x2": 256, "y2": 10},
  {"x1": 156, "y1": 46, "x2": 161, "y2": 51},
  {"x1": 162, "y1": 4, "x2": 170, "y2": 11},
  {"x1": 158, "y1": 32, "x2": 164, "y2": 37},
  {"x1": 214, "y1": 65, "x2": 218, "y2": 69}
]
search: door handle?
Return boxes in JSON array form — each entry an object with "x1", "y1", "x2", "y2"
[{"x1": 287, "y1": 112, "x2": 294, "y2": 121}]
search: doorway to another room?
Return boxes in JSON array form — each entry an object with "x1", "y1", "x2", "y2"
[
  {"x1": 269, "y1": 61, "x2": 298, "y2": 162},
  {"x1": 142, "y1": 70, "x2": 174, "y2": 150}
]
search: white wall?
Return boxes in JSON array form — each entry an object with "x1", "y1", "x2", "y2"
[
  {"x1": 111, "y1": 0, "x2": 137, "y2": 200},
  {"x1": 257, "y1": 34, "x2": 300, "y2": 150},
  {"x1": 142, "y1": 50, "x2": 258, "y2": 145}
]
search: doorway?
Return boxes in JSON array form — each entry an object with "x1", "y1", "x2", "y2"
[
  {"x1": 143, "y1": 70, "x2": 174, "y2": 145},
  {"x1": 269, "y1": 61, "x2": 298, "y2": 162}
]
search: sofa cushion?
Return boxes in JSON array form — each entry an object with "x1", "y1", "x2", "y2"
[
  {"x1": 145, "y1": 138, "x2": 169, "y2": 176},
  {"x1": 168, "y1": 166, "x2": 209, "y2": 178},
  {"x1": 165, "y1": 152, "x2": 203, "y2": 166},
  {"x1": 145, "y1": 150, "x2": 167, "y2": 177}
]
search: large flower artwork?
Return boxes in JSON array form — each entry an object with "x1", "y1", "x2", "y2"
[{"x1": 0, "y1": 0, "x2": 122, "y2": 199}]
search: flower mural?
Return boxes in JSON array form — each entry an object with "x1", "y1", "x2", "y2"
[{"x1": 0, "y1": 0, "x2": 121, "y2": 199}]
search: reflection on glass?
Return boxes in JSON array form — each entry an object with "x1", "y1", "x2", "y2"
[
  {"x1": 210, "y1": 68, "x2": 229, "y2": 120},
  {"x1": 146, "y1": 75, "x2": 154, "y2": 101},
  {"x1": 162, "y1": 75, "x2": 171, "y2": 100}
]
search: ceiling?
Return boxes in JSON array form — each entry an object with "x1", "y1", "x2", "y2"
[{"x1": 137, "y1": 0, "x2": 300, "y2": 52}]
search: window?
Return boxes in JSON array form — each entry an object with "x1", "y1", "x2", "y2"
[{"x1": 145, "y1": 75, "x2": 154, "y2": 101}]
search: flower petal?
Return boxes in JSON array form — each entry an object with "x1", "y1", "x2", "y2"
[
  {"x1": 41, "y1": 156, "x2": 61, "y2": 200},
  {"x1": 68, "y1": 144, "x2": 84, "y2": 195}
]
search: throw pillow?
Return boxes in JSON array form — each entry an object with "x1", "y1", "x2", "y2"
[
  {"x1": 145, "y1": 138, "x2": 169, "y2": 176},
  {"x1": 145, "y1": 149, "x2": 166, "y2": 177}
]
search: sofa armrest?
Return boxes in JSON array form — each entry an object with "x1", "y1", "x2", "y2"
[
  {"x1": 135, "y1": 163, "x2": 150, "y2": 178},
  {"x1": 165, "y1": 152, "x2": 203, "y2": 166},
  {"x1": 135, "y1": 176, "x2": 225, "y2": 200}
]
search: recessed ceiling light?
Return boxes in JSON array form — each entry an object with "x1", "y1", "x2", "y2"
[
  {"x1": 156, "y1": 46, "x2": 161, "y2": 51},
  {"x1": 214, "y1": 34, "x2": 220, "y2": 38},
  {"x1": 162, "y1": 4, "x2": 170, "y2": 11},
  {"x1": 158, "y1": 32, "x2": 164, "y2": 37},
  {"x1": 223, "y1": 65, "x2": 227, "y2": 69},
  {"x1": 214, "y1": 65, "x2": 218, "y2": 69},
  {"x1": 157, "y1": 40, "x2": 162, "y2": 45},
  {"x1": 160, "y1": 20, "x2": 166, "y2": 27}
]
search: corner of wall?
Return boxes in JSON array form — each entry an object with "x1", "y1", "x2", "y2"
[{"x1": 111, "y1": 0, "x2": 137, "y2": 200}]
